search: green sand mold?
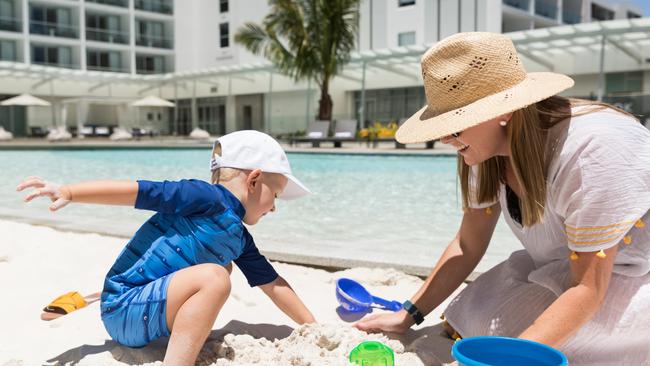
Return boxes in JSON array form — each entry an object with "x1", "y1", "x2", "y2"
[{"x1": 349, "y1": 341, "x2": 395, "y2": 366}]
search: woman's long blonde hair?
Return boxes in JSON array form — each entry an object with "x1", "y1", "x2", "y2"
[{"x1": 459, "y1": 96, "x2": 637, "y2": 227}]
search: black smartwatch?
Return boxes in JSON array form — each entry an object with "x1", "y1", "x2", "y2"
[{"x1": 402, "y1": 300, "x2": 425, "y2": 325}]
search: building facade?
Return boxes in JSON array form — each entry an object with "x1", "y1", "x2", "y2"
[{"x1": 0, "y1": 0, "x2": 647, "y2": 137}]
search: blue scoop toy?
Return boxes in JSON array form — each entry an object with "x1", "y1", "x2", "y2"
[{"x1": 336, "y1": 278, "x2": 402, "y2": 313}]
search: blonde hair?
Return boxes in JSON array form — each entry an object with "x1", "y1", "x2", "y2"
[
  {"x1": 211, "y1": 167, "x2": 242, "y2": 184},
  {"x1": 210, "y1": 142, "x2": 243, "y2": 184},
  {"x1": 459, "y1": 96, "x2": 638, "y2": 227}
]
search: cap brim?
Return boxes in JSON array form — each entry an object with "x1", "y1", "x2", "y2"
[
  {"x1": 395, "y1": 72, "x2": 574, "y2": 143},
  {"x1": 278, "y1": 174, "x2": 311, "y2": 200}
]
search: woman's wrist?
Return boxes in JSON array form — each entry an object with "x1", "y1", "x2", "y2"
[
  {"x1": 403, "y1": 300, "x2": 425, "y2": 325},
  {"x1": 399, "y1": 309, "x2": 416, "y2": 328}
]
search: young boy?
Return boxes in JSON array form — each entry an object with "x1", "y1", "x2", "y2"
[{"x1": 16, "y1": 130, "x2": 315, "y2": 364}]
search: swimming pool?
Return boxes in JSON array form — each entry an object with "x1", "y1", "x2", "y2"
[{"x1": 0, "y1": 149, "x2": 520, "y2": 272}]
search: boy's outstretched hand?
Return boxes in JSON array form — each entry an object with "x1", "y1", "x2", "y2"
[{"x1": 16, "y1": 176, "x2": 70, "y2": 211}]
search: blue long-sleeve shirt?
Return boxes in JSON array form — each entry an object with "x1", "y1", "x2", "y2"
[{"x1": 102, "y1": 179, "x2": 278, "y2": 305}]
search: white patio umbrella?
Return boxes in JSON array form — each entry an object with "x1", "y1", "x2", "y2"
[
  {"x1": 131, "y1": 95, "x2": 175, "y2": 134},
  {"x1": 0, "y1": 94, "x2": 52, "y2": 136},
  {"x1": 131, "y1": 95, "x2": 175, "y2": 107}
]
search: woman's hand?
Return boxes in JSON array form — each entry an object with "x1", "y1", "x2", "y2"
[
  {"x1": 354, "y1": 310, "x2": 413, "y2": 334},
  {"x1": 16, "y1": 176, "x2": 70, "y2": 211}
]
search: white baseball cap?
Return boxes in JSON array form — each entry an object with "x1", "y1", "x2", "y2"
[{"x1": 210, "y1": 130, "x2": 311, "y2": 200}]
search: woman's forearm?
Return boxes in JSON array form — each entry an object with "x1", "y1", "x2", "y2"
[
  {"x1": 61, "y1": 181, "x2": 139, "y2": 206},
  {"x1": 411, "y1": 234, "x2": 484, "y2": 317},
  {"x1": 519, "y1": 281, "x2": 603, "y2": 347}
]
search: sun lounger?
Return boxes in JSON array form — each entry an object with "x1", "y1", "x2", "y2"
[
  {"x1": 331, "y1": 119, "x2": 358, "y2": 148},
  {"x1": 290, "y1": 120, "x2": 331, "y2": 147}
]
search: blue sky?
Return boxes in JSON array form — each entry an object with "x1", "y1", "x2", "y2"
[
  {"x1": 631, "y1": 0, "x2": 650, "y2": 15},
  {"x1": 604, "y1": 0, "x2": 650, "y2": 15}
]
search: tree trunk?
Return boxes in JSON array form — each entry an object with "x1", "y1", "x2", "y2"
[{"x1": 318, "y1": 79, "x2": 333, "y2": 121}]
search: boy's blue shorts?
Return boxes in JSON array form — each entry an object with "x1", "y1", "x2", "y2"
[{"x1": 101, "y1": 274, "x2": 173, "y2": 348}]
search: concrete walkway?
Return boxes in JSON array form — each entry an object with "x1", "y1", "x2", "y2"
[{"x1": 0, "y1": 137, "x2": 457, "y2": 156}]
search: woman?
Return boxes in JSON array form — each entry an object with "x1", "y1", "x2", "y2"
[{"x1": 356, "y1": 32, "x2": 650, "y2": 365}]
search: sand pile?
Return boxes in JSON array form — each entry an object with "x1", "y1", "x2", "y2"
[
  {"x1": 73, "y1": 323, "x2": 424, "y2": 366},
  {"x1": 208, "y1": 323, "x2": 423, "y2": 366}
]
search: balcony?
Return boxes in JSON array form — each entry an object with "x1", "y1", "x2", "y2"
[
  {"x1": 136, "y1": 34, "x2": 172, "y2": 49},
  {"x1": 87, "y1": 64, "x2": 130, "y2": 73},
  {"x1": 30, "y1": 20, "x2": 78, "y2": 39},
  {"x1": 86, "y1": 27, "x2": 129, "y2": 44},
  {"x1": 86, "y1": 0, "x2": 128, "y2": 7},
  {"x1": 535, "y1": 1, "x2": 558, "y2": 19},
  {"x1": 31, "y1": 60, "x2": 79, "y2": 69},
  {"x1": 503, "y1": 0, "x2": 529, "y2": 12},
  {"x1": 136, "y1": 68, "x2": 166, "y2": 74},
  {"x1": 0, "y1": 16, "x2": 22, "y2": 32},
  {"x1": 134, "y1": 0, "x2": 173, "y2": 15}
]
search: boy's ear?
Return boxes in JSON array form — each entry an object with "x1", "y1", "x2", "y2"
[{"x1": 246, "y1": 169, "x2": 263, "y2": 192}]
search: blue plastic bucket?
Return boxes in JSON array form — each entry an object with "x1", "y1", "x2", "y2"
[{"x1": 452, "y1": 336, "x2": 568, "y2": 366}]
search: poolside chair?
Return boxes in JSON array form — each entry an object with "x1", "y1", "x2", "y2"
[
  {"x1": 29, "y1": 126, "x2": 49, "y2": 138},
  {"x1": 291, "y1": 120, "x2": 330, "y2": 147},
  {"x1": 390, "y1": 118, "x2": 435, "y2": 149},
  {"x1": 331, "y1": 119, "x2": 358, "y2": 148},
  {"x1": 94, "y1": 126, "x2": 110, "y2": 137},
  {"x1": 80, "y1": 125, "x2": 94, "y2": 137}
]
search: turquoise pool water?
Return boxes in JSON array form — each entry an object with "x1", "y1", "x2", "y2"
[{"x1": 0, "y1": 149, "x2": 520, "y2": 272}]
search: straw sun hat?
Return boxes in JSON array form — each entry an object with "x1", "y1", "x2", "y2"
[{"x1": 396, "y1": 32, "x2": 575, "y2": 144}]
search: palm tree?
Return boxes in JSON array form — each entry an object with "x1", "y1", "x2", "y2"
[{"x1": 235, "y1": 0, "x2": 359, "y2": 121}]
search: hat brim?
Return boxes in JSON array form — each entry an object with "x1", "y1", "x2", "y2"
[
  {"x1": 395, "y1": 72, "x2": 575, "y2": 144},
  {"x1": 278, "y1": 174, "x2": 311, "y2": 200}
]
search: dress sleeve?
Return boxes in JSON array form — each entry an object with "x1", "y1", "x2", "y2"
[
  {"x1": 135, "y1": 179, "x2": 227, "y2": 217},
  {"x1": 234, "y1": 230, "x2": 279, "y2": 287},
  {"x1": 551, "y1": 122, "x2": 650, "y2": 252}
]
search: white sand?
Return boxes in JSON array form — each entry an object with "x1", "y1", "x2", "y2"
[{"x1": 0, "y1": 219, "x2": 463, "y2": 365}]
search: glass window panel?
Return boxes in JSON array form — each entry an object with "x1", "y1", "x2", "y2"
[{"x1": 398, "y1": 31, "x2": 416, "y2": 46}]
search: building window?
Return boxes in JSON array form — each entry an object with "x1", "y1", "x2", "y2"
[
  {"x1": 219, "y1": 23, "x2": 229, "y2": 48},
  {"x1": 398, "y1": 0, "x2": 415, "y2": 7},
  {"x1": 591, "y1": 3, "x2": 614, "y2": 21},
  {"x1": 627, "y1": 11, "x2": 641, "y2": 19},
  {"x1": 606, "y1": 71, "x2": 643, "y2": 95},
  {"x1": 32, "y1": 44, "x2": 72, "y2": 67},
  {"x1": 0, "y1": 40, "x2": 16, "y2": 61},
  {"x1": 87, "y1": 49, "x2": 122, "y2": 72},
  {"x1": 219, "y1": 0, "x2": 228, "y2": 13},
  {"x1": 136, "y1": 54, "x2": 165, "y2": 74},
  {"x1": 398, "y1": 31, "x2": 415, "y2": 46}
]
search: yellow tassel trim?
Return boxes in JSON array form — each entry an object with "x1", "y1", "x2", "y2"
[
  {"x1": 452, "y1": 331, "x2": 462, "y2": 340},
  {"x1": 596, "y1": 250, "x2": 607, "y2": 259},
  {"x1": 570, "y1": 251, "x2": 579, "y2": 261},
  {"x1": 635, "y1": 220, "x2": 645, "y2": 228},
  {"x1": 485, "y1": 207, "x2": 492, "y2": 215},
  {"x1": 624, "y1": 236, "x2": 632, "y2": 245}
]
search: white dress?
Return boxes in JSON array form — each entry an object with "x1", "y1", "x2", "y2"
[{"x1": 444, "y1": 107, "x2": 650, "y2": 366}]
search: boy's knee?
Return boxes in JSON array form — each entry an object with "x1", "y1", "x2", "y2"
[{"x1": 195, "y1": 263, "x2": 231, "y2": 296}]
